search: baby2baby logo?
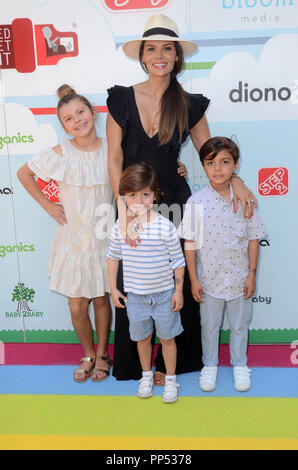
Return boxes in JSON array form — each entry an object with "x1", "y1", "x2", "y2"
[
  {"x1": 5, "y1": 282, "x2": 44, "y2": 318},
  {"x1": 0, "y1": 18, "x2": 78, "y2": 73},
  {"x1": 102, "y1": 0, "x2": 171, "y2": 11}
]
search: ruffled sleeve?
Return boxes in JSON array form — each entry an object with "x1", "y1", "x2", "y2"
[
  {"x1": 28, "y1": 148, "x2": 56, "y2": 183},
  {"x1": 27, "y1": 140, "x2": 110, "y2": 187},
  {"x1": 106, "y1": 85, "x2": 130, "y2": 132},
  {"x1": 187, "y1": 93, "x2": 210, "y2": 130}
]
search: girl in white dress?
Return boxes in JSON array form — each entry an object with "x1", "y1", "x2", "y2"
[{"x1": 17, "y1": 85, "x2": 114, "y2": 383}]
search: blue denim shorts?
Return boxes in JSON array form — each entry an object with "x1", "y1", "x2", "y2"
[{"x1": 126, "y1": 288, "x2": 183, "y2": 341}]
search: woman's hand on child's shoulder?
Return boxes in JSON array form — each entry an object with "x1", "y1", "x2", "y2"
[{"x1": 231, "y1": 177, "x2": 257, "y2": 219}]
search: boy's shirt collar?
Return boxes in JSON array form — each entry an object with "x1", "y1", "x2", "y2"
[{"x1": 207, "y1": 183, "x2": 234, "y2": 205}]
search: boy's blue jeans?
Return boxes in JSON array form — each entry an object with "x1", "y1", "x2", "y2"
[{"x1": 200, "y1": 293, "x2": 253, "y2": 367}]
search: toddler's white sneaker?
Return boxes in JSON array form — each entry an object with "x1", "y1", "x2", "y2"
[
  {"x1": 233, "y1": 366, "x2": 251, "y2": 392},
  {"x1": 137, "y1": 375, "x2": 153, "y2": 398},
  {"x1": 199, "y1": 366, "x2": 218, "y2": 392},
  {"x1": 162, "y1": 380, "x2": 179, "y2": 403}
]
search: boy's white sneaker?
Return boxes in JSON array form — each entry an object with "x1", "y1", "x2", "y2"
[
  {"x1": 137, "y1": 375, "x2": 153, "y2": 398},
  {"x1": 233, "y1": 366, "x2": 251, "y2": 392},
  {"x1": 199, "y1": 366, "x2": 218, "y2": 392},
  {"x1": 162, "y1": 381, "x2": 179, "y2": 403}
]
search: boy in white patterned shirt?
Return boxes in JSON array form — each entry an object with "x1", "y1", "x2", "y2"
[{"x1": 179, "y1": 137, "x2": 266, "y2": 392}]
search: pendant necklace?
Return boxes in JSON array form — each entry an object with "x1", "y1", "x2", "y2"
[{"x1": 151, "y1": 110, "x2": 160, "y2": 134}]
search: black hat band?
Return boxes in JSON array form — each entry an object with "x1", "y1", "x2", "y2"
[{"x1": 142, "y1": 27, "x2": 178, "y2": 38}]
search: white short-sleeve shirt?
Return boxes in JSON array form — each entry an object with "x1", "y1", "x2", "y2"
[{"x1": 178, "y1": 184, "x2": 267, "y2": 300}]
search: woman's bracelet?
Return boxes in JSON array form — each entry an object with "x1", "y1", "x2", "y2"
[{"x1": 231, "y1": 172, "x2": 244, "y2": 183}]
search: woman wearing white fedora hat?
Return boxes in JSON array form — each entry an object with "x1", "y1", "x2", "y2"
[{"x1": 106, "y1": 14, "x2": 256, "y2": 383}]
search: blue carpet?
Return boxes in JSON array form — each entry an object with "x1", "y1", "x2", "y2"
[{"x1": 0, "y1": 365, "x2": 298, "y2": 398}]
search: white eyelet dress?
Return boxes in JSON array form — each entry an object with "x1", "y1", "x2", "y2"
[{"x1": 28, "y1": 138, "x2": 114, "y2": 298}]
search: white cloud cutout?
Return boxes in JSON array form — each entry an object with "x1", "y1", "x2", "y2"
[
  {"x1": 183, "y1": 33, "x2": 298, "y2": 122},
  {"x1": 0, "y1": 103, "x2": 57, "y2": 155}
]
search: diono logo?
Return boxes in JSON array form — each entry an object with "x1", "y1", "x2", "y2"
[
  {"x1": 37, "y1": 178, "x2": 61, "y2": 203},
  {"x1": 0, "y1": 18, "x2": 78, "y2": 73},
  {"x1": 222, "y1": 0, "x2": 294, "y2": 8},
  {"x1": 258, "y1": 167, "x2": 288, "y2": 196},
  {"x1": 229, "y1": 81, "x2": 291, "y2": 103},
  {"x1": 102, "y1": 0, "x2": 171, "y2": 11}
]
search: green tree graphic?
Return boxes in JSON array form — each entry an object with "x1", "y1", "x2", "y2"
[{"x1": 12, "y1": 282, "x2": 35, "y2": 312}]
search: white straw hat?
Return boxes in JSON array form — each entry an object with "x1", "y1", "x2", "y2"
[{"x1": 122, "y1": 14, "x2": 197, "y2": 59}]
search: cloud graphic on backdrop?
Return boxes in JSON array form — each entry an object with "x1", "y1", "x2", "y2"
[
  {"x1": 183, "y1": 33, "x2": 298, "y2": 122},
  {"x1": 0, "y1": 103, "x2": 57, "y2": 155}
]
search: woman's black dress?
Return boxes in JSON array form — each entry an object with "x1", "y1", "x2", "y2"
[{"x1": 107, "y1": 85, "x2": 210, "y2": 380}]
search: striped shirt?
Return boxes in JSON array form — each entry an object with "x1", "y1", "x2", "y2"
[{"x1": 107, "y1": 214, "x2": 185, "y2": 295}]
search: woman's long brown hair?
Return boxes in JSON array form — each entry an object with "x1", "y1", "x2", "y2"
[{"x1": 139, "y1": 41, "x2": 189, "y2": 146}]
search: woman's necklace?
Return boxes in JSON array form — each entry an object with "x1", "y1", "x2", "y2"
[{"x1": 150, "y1": 110, "x2": 160, "y2": 134}]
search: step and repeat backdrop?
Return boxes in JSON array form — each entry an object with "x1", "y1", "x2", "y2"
[{"x1": 0, "y1": 0, "x2": 297, "y2": 344}]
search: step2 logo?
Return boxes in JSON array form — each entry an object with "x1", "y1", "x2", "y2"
[
  {"x1": 37, "y1": 178, "x2": 61, "y2": 203},
  {"x1": 102, "y1": 0, "x2": 171, "y2": 11},
  {"x1": 258, "y1": 167, "x2": 288, "y2": 196},
  {"x1": 0, "y1": 18, "x2": 78, "y2": 73}
]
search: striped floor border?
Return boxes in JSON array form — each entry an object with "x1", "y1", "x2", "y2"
[
  {"x1": 1, "y1": 435, "x2": 298, "y2": 450},
  {"x1": 1, "y1": 395, "x2": 298, "y2": 450},
  {"x1": 2, "y1": 343, "x2": 297, "y2": 367}
]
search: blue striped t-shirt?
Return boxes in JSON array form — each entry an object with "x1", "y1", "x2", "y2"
[{"x1": 107, "y1": 214, "x2": 185, "y2": 295}]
